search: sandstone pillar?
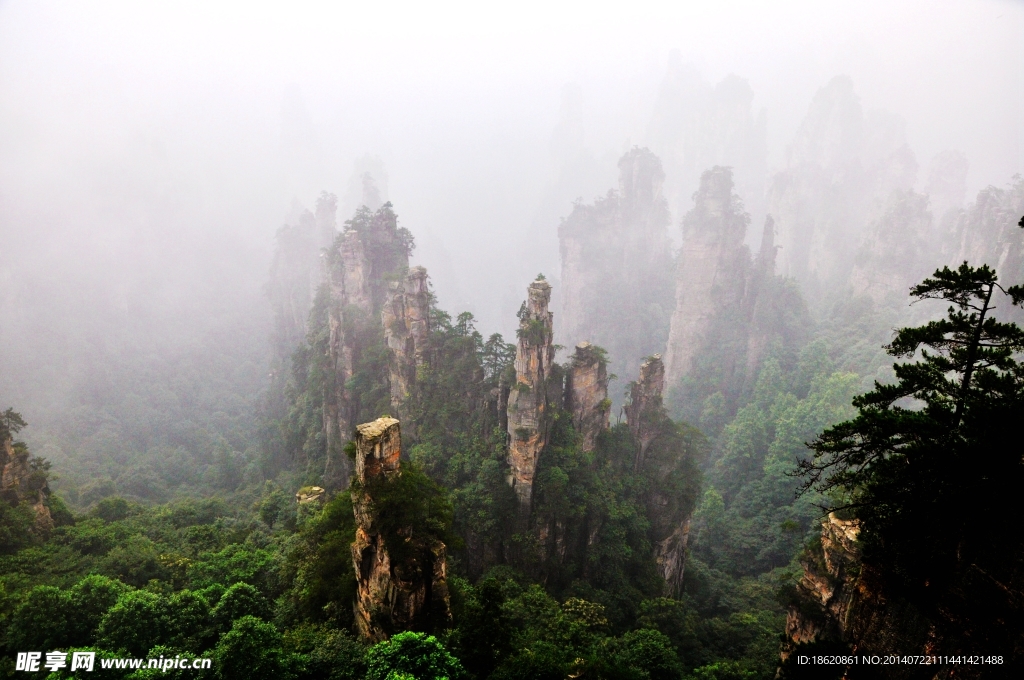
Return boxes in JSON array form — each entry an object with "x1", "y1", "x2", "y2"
[{"x1": 506, "y1": 279, "x2": 555, "y2": 512}]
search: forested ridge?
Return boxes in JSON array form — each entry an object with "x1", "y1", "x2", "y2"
[{"x1": 3, "y1": 179, "x2": 1024, "y2": 679}]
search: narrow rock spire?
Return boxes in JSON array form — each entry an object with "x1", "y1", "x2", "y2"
[
  {"x1": 565, "y1": 342, "x2": 610, "y2": 453},
  {"x1": 506, "y1": 278, "x2": 555, "y2": 513},
  {"x1": 383, "y1": 266, "x2": 430, "y2": 412},
  {"x1": 350, "y1": 417, "x2": 451, "y2": 642},
  {"x1": 624, "y1": 354, "x2": 665, "y2": 471}
]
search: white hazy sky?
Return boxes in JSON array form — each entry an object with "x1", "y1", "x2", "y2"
[{"x1": 1, "y1": 0, "x2": 1022, "y2": 341}]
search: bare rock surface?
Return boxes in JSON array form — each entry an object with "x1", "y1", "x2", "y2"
[{"x1": 350, "y1": 417, "x2": 451, "y2": 642}]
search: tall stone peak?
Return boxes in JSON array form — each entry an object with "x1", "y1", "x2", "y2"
[
  {"x1": 617, "y1": 147, "x2": 667, "y2": 225},
  {"x1": 383, "y1": 266, "x2": 431, "y2": 413},
  {"x1": 624, "y1": 354, "x2": 665, "y2": 470},
  {"x1": 755, "y1": 214, "x2": 777, "y2": 274},
  {"x1": 350, "y1": 417, "x2": 451, "y2": 642},
  {"x1": 565, "y1": 342, "x2": 610, "y2": 453},
  {"x1": 665, "y1": 167, "x2": 750, "y2": 395},
  {"x1": 507, "y1": 278, "x2": 556, "y2": 513},
  {"x1": 645, "y1": 61, "x2": 767, "y2": 235},
  {"x1": 787, "y1": 75, "x2": 864, "y2": 170},
  {"x1": 682, "y1": 166, "x2": 750, "y2": 242},
  {"x1": 314, "y1": 191, "x2": 338, "y2": 249},
  {"x1": 558, "y1": 148, "x2": 674, "y2": 401},
  {"x1": 338, "y1": 229, "x2": 372, "y2": 313}
]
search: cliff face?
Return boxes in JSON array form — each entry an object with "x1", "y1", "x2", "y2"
[
  {"x1": 507, "y1": 279, "x2": 555, "y2": 512},
  {"x1": 564, "y1": 342, "x2": 609, "y2": 453},
  {"x1": 558, "y1": 148, "x2": 675, "y2": 399},
  {"x1": 952, "y1": 177, "x2": 1024, "y2": 298},
  {"x1": 383, "y1": 266, "x2": 430, "y2": 412},
  {"x1": 1, "y1": 434, "x2": 53, "y2": 533},
  {"x1": 664, "y1": 167, "x2": 750, "y2": 395},
  {"x1": 780, "y1": 514, "x2": 933, "y2": 677},
  {"x1": 350, "y1": 417, "x2": 451, "y2": 642}
]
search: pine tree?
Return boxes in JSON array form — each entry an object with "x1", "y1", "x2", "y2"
[{"x1": 799, "y1": 260, "x2": 1024, "y2": 659}]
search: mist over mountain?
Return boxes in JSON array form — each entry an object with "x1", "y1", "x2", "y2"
[{"x1": 1, "y1": 2, "x2": 1022, "y2": 678}]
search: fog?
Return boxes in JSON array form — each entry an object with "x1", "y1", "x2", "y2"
[{"x1": 1, "y1": 0, "x2": 1022, "y2": 475}]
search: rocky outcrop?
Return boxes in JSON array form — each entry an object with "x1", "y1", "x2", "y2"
[
  {"x1": 783, "y1": 513, "x2": 863, "y2": 658},
  {"x1": 383, "y1": 266, "x2": 430, "y2": 411},
  {"x1": 351, "y1": 418, "x2": 451, "y2": 642},
  {"x1": 653, "y1": 518, "x2": 690, "y2": 598},
  {"x1": 1, "y1": 432, "x2": 53, "y2": 533},
  {"x1": 624, "y1": 354, "x2": 665, "y2": 471},
  {"x1": 951, "y1": 177, "x2": 1024, "y2": 297},
  {"x1": 664, "y1": 166, "x2": 750, "y2": 394},
  {"x1": 564, "y1": 342, "x2": 610, "y2": 453},
  {"x1": 507, "y1": 278, "x2": 555, "y2": 512},
  {"x1": 558, "y1": 148, "x2": 675, "y2": 400},
  {"x1": 780, "y1": 514, "x2": 934, "y2": 676}
]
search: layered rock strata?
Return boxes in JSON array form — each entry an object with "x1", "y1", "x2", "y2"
[
  {"x1": 506, "y1": 279, "x2": 555, "y2": 512},
  {"x1": 382, "y1": 266, "x2": 430, "y2": 411},
  {"x1": 351, "y1": 417, "x2": 451, "y2": 642},
  {"x1": 564, "y1": 342, "x2": 610, "y2": 453},
  {"x1": 624, "y1": 354, "x2": 665, "y2": 471}
]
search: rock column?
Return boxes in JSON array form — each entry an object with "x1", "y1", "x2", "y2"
[
  {"x1": 506, "y1": 279, "x2": 555, "y2": 513},
  {"x1": 383, "y1": 267, "x2": 430, "y2": 411},
  {"x1": 351, "y1": 417, "x2": 451, "y2": 642},
  {"x1": 663, "y1": 167, "x2": 749, "y2": 393},
  {"x1": 624, "y1": 354, "x2": 665, "y2": 471},
  {"x1": 565, "y1": 342, "x2": 609, "y2": 453}
]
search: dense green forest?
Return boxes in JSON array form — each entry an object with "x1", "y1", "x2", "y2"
[{"x1": 3, "y1": 197, "x2": 1023, "y2": 680}]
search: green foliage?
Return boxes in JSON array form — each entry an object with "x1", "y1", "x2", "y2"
[
  {"x1": 98, "y1": 589, "x2": 167, "y2": 655},
  {"x1": 212, "y1": 582, "x2": 270, "y2": 630},
  {"x1": 215, "y1": 615, "x2": 291, "y2": 680},
  {"x1": 800, "y1": 262, "x2": 1024, "y2": 659},
  {"x1": 356, "y1": 461, "x2": 455, "y2": 566},
  {"x1": 365, "y1": 631, "x2": 465, "y2": 680},
  {"x1": 92, "y1": 496, "x2": 134, "y2": 522},
  {"x1": 0, "y1": 408, "x2": 27, "y2": 441},
  {"x1": 68, "y1": 574, "x2": 130, "y2": 645},
  {"x1": 282, "y1": 492, "x2": 357, "y2": 627},
  {"x1": 0, "y1": 501, "x2": 36, "y2": 555},
  {"x1": 608, "y1": 628, "x2": 683, "y2": 679},
  {"x1": 6, "y1": 585, "x2": 73, "y2": 651},
  {"x1": 283, "y1": 623, "x2": 367, "y2": 680}
]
